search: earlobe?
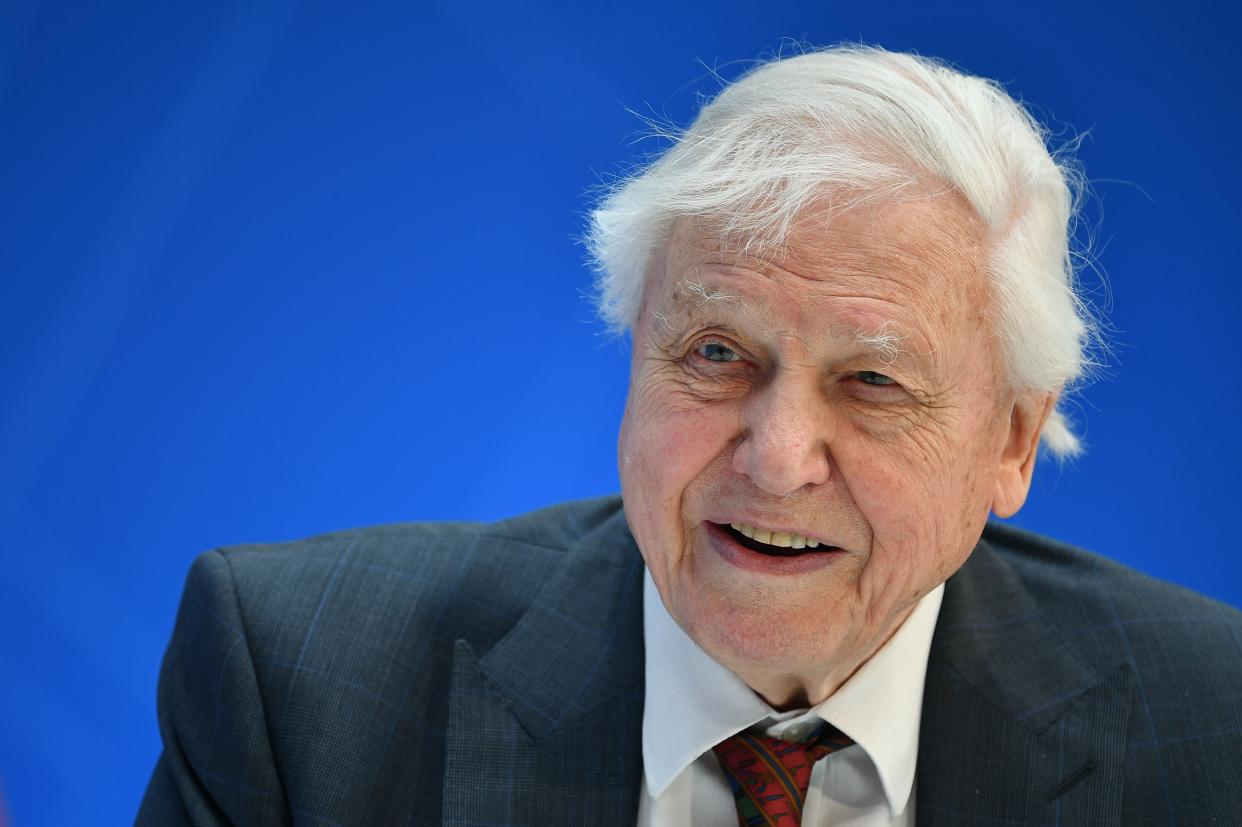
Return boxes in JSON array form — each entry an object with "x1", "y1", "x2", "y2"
[{"x1": 992, "y1": 393, "x2": 1056, "y2": 518}]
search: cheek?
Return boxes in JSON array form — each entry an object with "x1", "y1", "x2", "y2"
[
  {"x1": 839, "y1": 423, "x2": 995, "y2": 603},
  {"x1": 621, "y1": 383, "x2": 739, "y2": 495},
  {"x1": 618, "y1": 389, "x2": 741, "y2": 567}
]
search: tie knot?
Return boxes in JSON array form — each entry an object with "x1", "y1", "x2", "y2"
[
  {"x1": 712, "y1": 723, "x2": 853, "y2": 826},
  {"x1": 802, "y1": 721, "x2": 854, "y2": 760}
]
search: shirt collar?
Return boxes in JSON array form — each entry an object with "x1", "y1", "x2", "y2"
[{"x1": 641, "y1": 570, "x2": 944, "y2": 817}]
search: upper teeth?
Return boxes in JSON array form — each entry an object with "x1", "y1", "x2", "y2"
[{"x1": 730, "y1": 523, "x2": 820, "y2": 549}]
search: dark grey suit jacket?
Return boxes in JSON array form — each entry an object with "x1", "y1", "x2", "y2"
[{"x1": 138, "y1": 496, "x2": 1242, "y2": 825}]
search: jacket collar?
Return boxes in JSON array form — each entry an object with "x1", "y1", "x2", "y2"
[
  {"x1": 933, "y1": 531, "x2": 1103, "y2": 726},
  {"x1": 443, "y1": 504, "x2": 646, "y2": 826},
  {"x1": 916, "y1": 527, "x2": 1133, "y2": 826},
  {"x1": 475, "y1": 505, "x2": 646, "y2": 735}
]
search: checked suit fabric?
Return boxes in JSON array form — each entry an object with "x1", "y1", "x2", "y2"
[
  {"x1": 713, "y1": 723, "x2": 854, "y2": 826},
  {"x1": 136, "y1": 496, "x2": 1242, "y2": 826}
]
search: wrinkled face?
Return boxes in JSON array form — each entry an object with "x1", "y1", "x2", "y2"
[{"x1": 619, "y1": 190, "x2": 1042, "y2": 704}]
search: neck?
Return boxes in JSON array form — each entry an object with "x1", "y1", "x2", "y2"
[{"x1": 734, "y1": 602, "x2": 920, "y2": 711}]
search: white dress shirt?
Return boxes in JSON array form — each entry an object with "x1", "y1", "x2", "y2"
[{"x1": 637, "y1": 571, "x2": 944, "y2": 826}]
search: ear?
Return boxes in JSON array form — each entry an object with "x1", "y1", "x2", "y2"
[{"x1": 991, "y1": 392, "x2": 1056, "y2": 518}]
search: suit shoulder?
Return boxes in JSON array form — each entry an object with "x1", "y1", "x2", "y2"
[
  {"x1": 184, "y1": 495, "x2": 625, "y2": 664},
  {"x1": 154, "y1": 495, "x2": 630, "y2": 823},
  {"x1": 981, "y1": 520, "x2": 1242, "y2": 625},
  {"x1": 215, "y1": 493, "x2": 624, "y2": 568},
  {"x1": 980, "y1": 521, "x2": 1242, "y2": 694},
  {"x1": 977, "y1": 525, "x2": 1242, "y2": 820}
]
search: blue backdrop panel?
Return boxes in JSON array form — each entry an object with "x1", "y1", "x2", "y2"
[{"x1": 1, "y1": 1, "x2": 1238, "y2": 823}]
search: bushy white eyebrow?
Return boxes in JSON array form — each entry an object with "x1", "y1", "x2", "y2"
[
  {"x1": 681, "y1": 278, "x2": 738, "y2": 306},
  {"x1": 853, "y1": 322, "x2": 905, "y2": 365},
  {"x1": 652, "y1": 279, "x2": 742, "y2": 330}
]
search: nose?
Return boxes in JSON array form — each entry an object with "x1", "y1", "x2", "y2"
[{"x1": 731, "y1": 373, "x2": 832, "y2": 496}]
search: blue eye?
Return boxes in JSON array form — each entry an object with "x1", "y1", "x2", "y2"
[
  {"x1": 698, "y1": 342, "x2": 742, "y2": 362},
  {"x1": 857, "y1": 371, "x2": 896, "y2": 386}
]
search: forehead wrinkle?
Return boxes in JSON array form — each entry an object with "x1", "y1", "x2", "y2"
[
  {"x1": 651, "y1": 286, "x2": 940, "y2": 377},
  {"x1": 646, "y1": 193, "x2": 986, "y2": 389},
  {"x1": 770, "y1": 250, "x2": 962, "y2": 377},
  {"x1": 681, "y1": 244, "x2": 954, "y2": 332},
  {"x1": 652, "y1": 261, "x2": 946, "y2": 357},
  {"x1": 653, "y1": 251, "x2": 957, "y2": 377}
]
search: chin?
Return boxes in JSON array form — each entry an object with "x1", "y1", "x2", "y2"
[{"x1": 678, "y1": 584, "x2": 838, "y2": 672}]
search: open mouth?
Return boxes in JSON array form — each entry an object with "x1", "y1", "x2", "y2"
[{"x1": 714, "y1": 522, "x2": 837, "y2": 557}]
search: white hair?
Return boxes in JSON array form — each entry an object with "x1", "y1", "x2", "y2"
[{"x1": 586, "y1": 45, "x2": 1100, "y2": 457}]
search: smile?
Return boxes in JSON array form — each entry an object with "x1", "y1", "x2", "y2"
[{"x1": 715, "y1": 522, "x2": 835, "y2": 557}]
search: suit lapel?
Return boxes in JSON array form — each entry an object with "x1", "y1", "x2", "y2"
[
  {"x1": 443, "y1": 508, "x2": 1136, "y2": 825},
  {"x1": 443, "y1": 509, "x2": 646, "y2": 827},
  {"x1": 917, "y1": 534, "x2": 1132, "y2": 826}
]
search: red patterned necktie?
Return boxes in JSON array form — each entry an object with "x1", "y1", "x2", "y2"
[{"x1": 712, "y1": 722, "x2": 854, "y2": 826}]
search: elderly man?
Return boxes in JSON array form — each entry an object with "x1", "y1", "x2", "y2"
[{"x1": 139, "y1": 47, "x2": 1242, "y2": 826}]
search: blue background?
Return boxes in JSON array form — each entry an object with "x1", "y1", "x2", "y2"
[{"x1": 2, "y1": 1, "x2": 1239, "y2": 823}]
